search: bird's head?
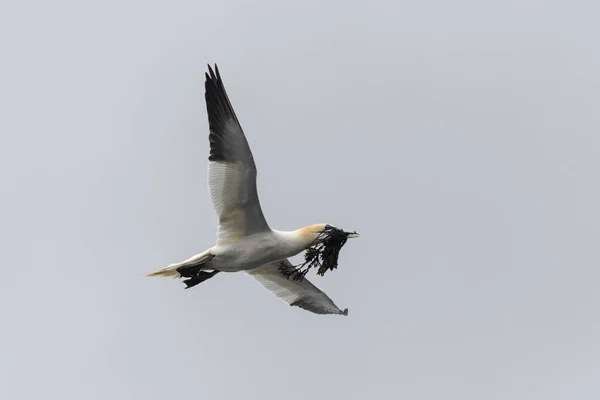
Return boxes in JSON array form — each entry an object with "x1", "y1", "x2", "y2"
[
  {"x1": 299, "y1": 224, "x2": 359, "y2": 244},
  {"x1": 291, "y1": 223, "x2": 359, "y2": 280}
]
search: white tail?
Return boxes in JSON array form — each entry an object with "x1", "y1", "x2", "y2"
[
  {"x1": 145, "y1": 263, "x2": 182, "y2": 277},
  {"x1": 146, "y1": 251, "x2": 214, "y2": 278}
]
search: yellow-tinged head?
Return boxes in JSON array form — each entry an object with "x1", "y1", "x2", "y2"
[
  {"x1": 296, "y1": 223, "x2": 327, "y2": 246},
  {"x1": 296, "y1": 223, "x2": 359, "y2": 248}
]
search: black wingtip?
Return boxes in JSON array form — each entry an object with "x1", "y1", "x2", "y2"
[
  {"x1": 207, "y1": 64, "x2": 218, "y2": 80},
  {"x1": 342, "y1": 308, "x2": 349, "y2": 316}
]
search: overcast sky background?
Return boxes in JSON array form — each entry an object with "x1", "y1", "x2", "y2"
[{"x1": 2, "y1": 1, "x2": 600, "y2": 399}]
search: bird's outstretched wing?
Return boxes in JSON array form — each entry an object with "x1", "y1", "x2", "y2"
[
  {"x1": 204, "y1": 64, "x2": 269, "y2": 241},
  {"x1": 248, "y1": 259, "x2": 348, "y2": 316}
]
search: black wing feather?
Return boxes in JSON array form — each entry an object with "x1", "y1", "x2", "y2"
[{"x1": 204, "y1": 64, "x2": 254, "y2": 164}]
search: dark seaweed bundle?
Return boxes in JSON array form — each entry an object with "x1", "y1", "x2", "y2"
[{"x1": 280, "y1": 225, "x2": 358, "y2": 282}]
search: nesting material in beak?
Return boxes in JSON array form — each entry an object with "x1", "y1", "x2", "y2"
[{"x1": 281, "y1": 226, "x2": 358, "y2": 281}]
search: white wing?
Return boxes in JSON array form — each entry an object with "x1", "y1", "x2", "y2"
[
  {"x1": 205, "y1": 65, "x2": 269, "y2": 241},
  {"x1": 248, "y1": 259, "x2": 348, "y2": 316}
]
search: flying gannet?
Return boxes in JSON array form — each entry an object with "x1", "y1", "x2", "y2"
[{"x1": 147, "y1": 64, "x2": 358, "y2": 316}]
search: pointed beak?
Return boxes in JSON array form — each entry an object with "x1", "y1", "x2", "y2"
[{"x1": 346, "y1": 231, "x2": 359, "y2": 238}]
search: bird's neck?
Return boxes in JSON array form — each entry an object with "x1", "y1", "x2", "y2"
[{"x1": 272, "y1": 227, "x2": 319, "y2": 256}]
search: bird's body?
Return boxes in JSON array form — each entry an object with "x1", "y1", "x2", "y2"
[
  {"x1": 147, "y1": 64, "x2": 357, "y2": 316},
  {"x1": 166, "y1": 227, "x2": 320, "y2": 274}
]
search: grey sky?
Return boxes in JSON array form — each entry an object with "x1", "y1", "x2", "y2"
[{"x1": 2, "y1": 0, "x2": 600, "y2": 399}]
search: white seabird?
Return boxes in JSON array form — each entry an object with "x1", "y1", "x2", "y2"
[{"x1": 147, "y1": 64, "x2": 358, "y2": 316}]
